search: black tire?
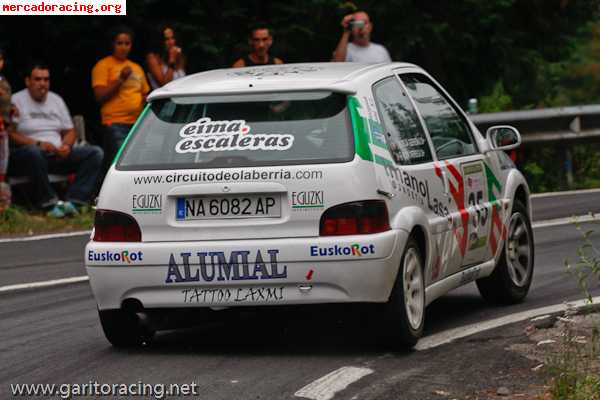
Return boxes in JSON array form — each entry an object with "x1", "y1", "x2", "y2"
[
  {"x1": 98, "y1": 309, "x2": 155, "y2": 348},
  {"x1": 476, "y1": 200, "x2": 534, "y2": 304},
  {"x1": 380, "y1": 237, "x2": 425, "y2": 348}
]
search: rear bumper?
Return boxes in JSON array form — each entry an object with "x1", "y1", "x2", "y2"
[{"x1": 85, "y1": 230, "x2": 407, "y2": 310}]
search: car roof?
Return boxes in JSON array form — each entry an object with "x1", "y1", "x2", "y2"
[{"x1": 148, "y1": 62, "x2": 417, "y2": 101}]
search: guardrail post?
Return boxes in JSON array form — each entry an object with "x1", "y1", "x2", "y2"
[{"x1": 565, "y1": 147, "x2": 574, "y2": 189}]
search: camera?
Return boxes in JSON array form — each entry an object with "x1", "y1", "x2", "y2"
[{"x1": 348, "y1": 18, "x2": 366, "y2": 30}]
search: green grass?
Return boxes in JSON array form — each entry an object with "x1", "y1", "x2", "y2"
[
  {"x1": 0, "y1": 205, "x2": 94, "y2": 237},
  {"x1": 545, "y1": 312, "x2": 600, "y2": 400}
]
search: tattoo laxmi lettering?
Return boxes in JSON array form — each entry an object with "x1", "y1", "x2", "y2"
[{"x1": 181, "y1": 287, "x2": 285, "y2": 303}]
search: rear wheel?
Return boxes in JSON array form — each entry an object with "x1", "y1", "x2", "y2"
[
  {"x1": 476, "y1": 200, "x2": 534, "y2": 304},
  {"x1": 380, "y1": 237, "x2": 425, "y2": 348},
  {"x1": 98, "y1": 309, "x2": 155, "y2": 348}
]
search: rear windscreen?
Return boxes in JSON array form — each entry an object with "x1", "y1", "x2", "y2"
[{"x1": 117, "y1": 91, "x2": 354, "y2": 170}]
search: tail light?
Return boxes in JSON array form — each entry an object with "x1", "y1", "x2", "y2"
[
  {"x1": 320, "y1": 200, "x2": 391, "y2": 236},
  {"x1": 93, "y1": 209, "x2": 142, "y2": 242}
]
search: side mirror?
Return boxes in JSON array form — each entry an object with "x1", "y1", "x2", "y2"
[{"x1": 485, "y1": 125, "x2": 521, "y2": 153}]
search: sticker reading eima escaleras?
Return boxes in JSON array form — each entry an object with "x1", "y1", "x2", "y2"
[{"x1": 175, "y1": 118, "x2": 294, "y2": 153}]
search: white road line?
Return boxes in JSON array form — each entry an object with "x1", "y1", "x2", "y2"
[
  {"x1": 0, "y1": 187, "x2": 599, "y2": 245},
  {"x1": 531, "y1": 188, "x2": 600, "y2": 198},
  {"x1": 532, "y1": 213, "x2": 600, "y2": 229},
  {"x1": 0, "y1": 276, "x2": 89, "y2": 293},
  {"x1": 415, "y1": 296, "x2": 600, "y2": 351},
  {"x1": 0, "y1": 213, "x2": 593, "y2": 244},
  {"x1": 294, "y1": 366, "x2": 374, "y2": 400},
  {"x1": 0, "y1": 230, "x2": 91, "y2": 244}
]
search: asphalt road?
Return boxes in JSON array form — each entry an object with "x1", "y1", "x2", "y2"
[{"x1": 1, "y1": 192, "x2": 600, "y2": 399}]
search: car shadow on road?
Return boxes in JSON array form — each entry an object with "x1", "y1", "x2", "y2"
[
  {"x1": 112, "y1": 291, "x2": 514, "y2": 356},
  {"x1": 118, "y1": 304, "x2": 417, "y2": 356},
  {"x1": 424, "y1": 291, "x2": 496, "y2": 335}
]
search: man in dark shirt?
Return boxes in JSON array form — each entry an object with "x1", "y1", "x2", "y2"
[{"x1": 232, "y1": 25, "x2": 284, "y2": 67}]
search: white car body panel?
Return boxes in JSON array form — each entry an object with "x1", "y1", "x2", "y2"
[{"x1": 86, "y1": 62, "x2": 531, "y2": 315}]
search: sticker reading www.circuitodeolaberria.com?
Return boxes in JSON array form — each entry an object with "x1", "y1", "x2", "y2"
[{"x1": 175, "y1": 118, "x2": 294, "y2": 153}]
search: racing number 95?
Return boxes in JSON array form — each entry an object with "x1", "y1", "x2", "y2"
[{"x1": 468, "y1": 190, "x2": 488, "y2": 228}]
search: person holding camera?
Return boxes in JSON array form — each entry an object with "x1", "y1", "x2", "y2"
[{"x1": 332, "y1": 11, "x2": 391, "y2": 63}]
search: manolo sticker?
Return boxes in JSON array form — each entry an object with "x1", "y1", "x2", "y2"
[{"x1": 175, "y1": 117, "x2": 294, "y2": 153}]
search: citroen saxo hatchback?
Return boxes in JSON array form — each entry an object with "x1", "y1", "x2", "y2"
[{"x1": 86, "y1": 63, "x2": 534, "y2": 348}]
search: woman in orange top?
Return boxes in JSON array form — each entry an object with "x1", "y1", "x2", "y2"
[{"x1": 92, "y1": 26, "x2": 149, "y2": 163}]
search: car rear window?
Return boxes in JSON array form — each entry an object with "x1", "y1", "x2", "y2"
[{"x1": 117, "y1": 91, "x2": 354, "y2": 170}]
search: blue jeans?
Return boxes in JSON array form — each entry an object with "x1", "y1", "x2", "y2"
[
  {"x1": 105, "y1": 123, "x2": 132, "y2": 164},
  {"x1": 9, "y1": 144, "x2": 104, "y2": 208}
]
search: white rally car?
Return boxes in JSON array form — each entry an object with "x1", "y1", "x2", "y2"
[{"x1": 86, "y1": 62, "x2": 534, "y2": 348}]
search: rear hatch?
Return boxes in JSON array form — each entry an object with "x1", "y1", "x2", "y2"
[{"x1": 104, "y1": 91, "x2": 377, "y2": 242}]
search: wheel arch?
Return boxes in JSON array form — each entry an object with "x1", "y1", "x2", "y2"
[
  {"x1": 390, "y1": 206, "x2": 431, "y2": 275},
  {"x1": 504, "y1": 170, "x2": 532, "y2": 217}
]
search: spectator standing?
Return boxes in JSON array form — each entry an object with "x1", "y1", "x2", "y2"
[
  {"x1": 332, "y1": 11, "x2": 391, "y2": 63},
  {"x1": 232, "y1": 25, "x2": 284, "y2": 67},
  {"x1": 146, "y1": 25, "x2": 186, "y2": 90},
  {"x1": 92, "y1": 26, "x2": 149, "y2": 163},
  {"x1": 9, "y1": 63, "x2": 103, "y2": 217},
  {"x1": 0, "y1": 48, "x2": 13, "y2": 212}
]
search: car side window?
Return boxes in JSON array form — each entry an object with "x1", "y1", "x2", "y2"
[
  {"x1": 372, "y1": 77, "x2": 433, "y2": 165},
  {"x1": 400, "y1": 74, "x2": 477, "y2": 160}
]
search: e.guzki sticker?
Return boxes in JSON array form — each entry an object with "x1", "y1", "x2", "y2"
[{"x1": 175, "y1": 117, "x2": 294, "y2": 153}]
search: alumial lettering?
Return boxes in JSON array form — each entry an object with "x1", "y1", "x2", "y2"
[
  {"x1": 309, "y1": 244, "x2": 376, "y2": 257},
  {"x1": 87, "y1": 250, "x2": 144, "y2": 263},
  {"x1": 165, "y1": 249, "x2": 288, "y2": 283}
]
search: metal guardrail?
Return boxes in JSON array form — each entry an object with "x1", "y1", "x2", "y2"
[{"x1": 469, "y1": 104, "x2": 600, "y2": 143}]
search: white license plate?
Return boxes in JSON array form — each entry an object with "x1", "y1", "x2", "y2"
[{"x1": 176, "y1": 194, "x2": 281, "y2": 220}]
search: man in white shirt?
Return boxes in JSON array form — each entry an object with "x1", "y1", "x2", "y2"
[
  {"x1": 332, "y1": 10, "x2": 391, "y2": 63},
  {"x1": 9, "y1": 63, "x2": 103, "y2": 216}
]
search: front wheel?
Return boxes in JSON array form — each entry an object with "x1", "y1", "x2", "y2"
[
  {"x1": 380, "y1": 237, "x2": 425, "y2": 348},
  {"x1": 476, "y1": 200, "x2": 534, "y2": 304}
]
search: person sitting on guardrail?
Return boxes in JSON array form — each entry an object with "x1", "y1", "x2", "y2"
[
  {"x1": 0, "y1": 48, "x2": 14, "y2": 213},
  {"x1": 8, "y1": 62, "x2": 103, "y2": 218}
]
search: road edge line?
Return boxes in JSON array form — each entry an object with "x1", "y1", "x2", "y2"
[
  {"x1": 0, "y1": 276, "x2": 89, "y2": 293},
  {"x1": 0, "y1": 230, "x2": 91, "y2": 244},
  {"x1": 532, "y1": 214, "x2": 600, "y2": 229},
  {"x1": 415, "y1": 296, "x2": 600, "y2": 351},
  {"x1": 531, "y1": 188, "x2": 600, "y2": 198}
]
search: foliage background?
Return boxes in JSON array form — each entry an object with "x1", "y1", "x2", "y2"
[{"x1": 1, "y1": 0, "x2": 600, "y2": 191}]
